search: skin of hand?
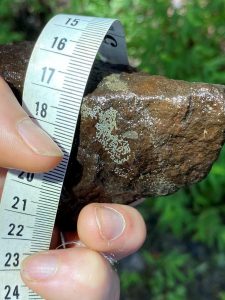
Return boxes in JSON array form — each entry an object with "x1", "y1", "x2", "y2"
[{"x1": 0, "y1": 77, "x2": 146, "y2": 300}]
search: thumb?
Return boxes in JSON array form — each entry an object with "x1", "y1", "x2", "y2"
[
  {"x1": 21, "y1": 248, "x2": 120, "y2": 300},
  {"x1": 0, "y1": 77, "x2": 63, "y2": 172}
]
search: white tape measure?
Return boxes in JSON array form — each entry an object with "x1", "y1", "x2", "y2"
[{"x1": 0, "y1": 14, "x2": 128, "y2": 299}]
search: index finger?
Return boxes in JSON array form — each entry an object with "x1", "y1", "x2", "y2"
[{"x1": 0, "y1": 77, "x2": 63, "y2": 172}]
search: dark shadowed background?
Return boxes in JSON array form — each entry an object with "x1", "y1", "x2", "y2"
[{"x1": 0, "y1": 0, "x2": 225, "y2": 299}]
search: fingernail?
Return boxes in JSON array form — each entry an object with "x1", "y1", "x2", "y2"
[
  {"x1": 95, "y1": 206, "x2": 126, "y2": 241},
  {"x1": 17, "y1": 118, "x2": 63, "y2": 157},
  {"x1": 21, "y1": 253, "x2": 58, "y2": 281}
]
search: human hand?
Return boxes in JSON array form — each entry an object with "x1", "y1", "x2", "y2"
[
  {"x1": 20, "y1": 203, "x2": 146, "y2": 300},
  {"x1": 0, "y1": 77, "x2": 146, "y2": 300}
]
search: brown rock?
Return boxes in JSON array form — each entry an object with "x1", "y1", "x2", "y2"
[
  {"x1": 0, "y1": 42, "x2": 33, "y2": 101},
  {"x1": 0, "y1": 42, "x2": 225, "y2": 230}
]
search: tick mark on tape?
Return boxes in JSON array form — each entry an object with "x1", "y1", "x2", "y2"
[{"x1": 0, "y1": 14, "x2": 128, "y2": 297}]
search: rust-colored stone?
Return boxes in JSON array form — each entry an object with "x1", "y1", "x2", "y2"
[
  {"x1": 0, "y1": 42, "x2": 33, "y2": 101},
  {"x1": 0, "y1": 42, "x2": 225, "y2": 230}
]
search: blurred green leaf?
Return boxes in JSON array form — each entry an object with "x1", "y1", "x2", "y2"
[{"x1": 1, "y1": 1, "x2": 225, "y2": 299}]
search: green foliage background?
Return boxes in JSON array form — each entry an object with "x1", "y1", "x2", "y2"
[{"x1": 0, "y1": 0, "x2": 225, "y2": 299}]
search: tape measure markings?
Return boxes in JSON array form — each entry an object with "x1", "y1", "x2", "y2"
[{"x1": 0, "y1": 14, "x2": 128, "y2": 299}]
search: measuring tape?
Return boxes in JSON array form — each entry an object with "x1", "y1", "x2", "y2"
[{"x1": 0, "y1": 14, "x2": 128, "y2": 299}]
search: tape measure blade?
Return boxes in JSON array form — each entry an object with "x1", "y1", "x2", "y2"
[{"x1": 0, "y1": 14, "x2": 128, "y2": 299}]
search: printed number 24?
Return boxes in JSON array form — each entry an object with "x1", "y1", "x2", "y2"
[{"x1": 4, "y1": 285, "x2": 19, "y2": 299}]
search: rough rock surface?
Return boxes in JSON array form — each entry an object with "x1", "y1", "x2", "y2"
[
  {"x1": 0, "y1": 42, "x2": 225, "y2": 230},
  {"x1": 58, "y1": 73, "x2": 225, "y2": 229},
  {"x1": 0, "y1": 42, "x2": 33, "y2": 102}
]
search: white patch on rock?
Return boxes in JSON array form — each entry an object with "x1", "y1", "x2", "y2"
[
  {"x1": 122, "y1": 130, "x2": 139, "y2": 140},
  {"x1": 82, "y1": 104, "x2": 131, "y2": 165},
  {"x1": 114, "y1": 167, "x2": 128, "y2": 178},
  {"x1": 81, "y1": 104, "x2": 101, "y2": 119},
  {"x1": 101, "y1": 74, "x2": 129, "y2": 92},
  {"x1": 139, "y1": 173, "x2": 176, "y2": 195}
]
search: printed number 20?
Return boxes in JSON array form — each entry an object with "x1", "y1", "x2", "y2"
[{"x1": 18, "y1": 172, "x2": 34, "y2": 182}]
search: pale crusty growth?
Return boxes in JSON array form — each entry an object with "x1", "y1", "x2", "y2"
[
  {"x1": 82, "y1": 104, "x2": 131, "y2": 164},
  {"x1": 73, "y1": 73, "x2": 225, "y2": 213},
  {"x1": 102, "y1": 73, "x2": 129, "y2": 92}
]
